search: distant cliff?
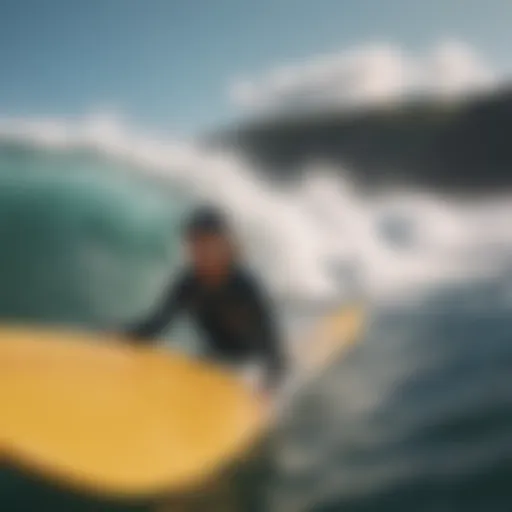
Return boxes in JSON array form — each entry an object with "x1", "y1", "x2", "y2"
[{"x1": 208, "y1": 88, "x2": 512, "y2": 194}]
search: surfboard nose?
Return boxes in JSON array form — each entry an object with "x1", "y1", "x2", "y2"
[{"x1": 0, "y1": 326, "x2": 264, "y2": 499}]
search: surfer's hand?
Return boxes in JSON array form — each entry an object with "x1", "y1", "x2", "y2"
[{"x1": 258, "y1": 388, "x2": 275, "y2": 414}]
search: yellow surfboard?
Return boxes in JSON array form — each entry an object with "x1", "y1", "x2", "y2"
[{"x1": 0, "y1": 304, "x2": 364, "y2": 500}]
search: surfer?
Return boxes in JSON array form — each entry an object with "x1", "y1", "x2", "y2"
[{"x1": 126, "y1": 206, "x2": 285, "y2": 397}]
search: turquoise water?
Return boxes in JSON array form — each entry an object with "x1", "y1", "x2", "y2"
[
  {"x1": 0, "y1": 146, "x2": 186, "y2": 331},
  {"x1": 0, "y1": 141, "x2": 511, "y2": 511}
]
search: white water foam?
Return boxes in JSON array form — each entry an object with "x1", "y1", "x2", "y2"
[{"x1": 1, "y1": 114, "x2": 511, "y2": 306}]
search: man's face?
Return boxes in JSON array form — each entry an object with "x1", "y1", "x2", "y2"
[{"x1": 187, "y1": 233, "x2": 232, "y2": 278}]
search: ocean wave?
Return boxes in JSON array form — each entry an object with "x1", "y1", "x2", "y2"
[{"x1": 0, "y1": 113, "x2": 511, "y2": 307}]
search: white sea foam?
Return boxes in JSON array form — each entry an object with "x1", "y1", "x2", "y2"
[{"x1": 0, "y1": 113, "x2": 511, "y2": 306}]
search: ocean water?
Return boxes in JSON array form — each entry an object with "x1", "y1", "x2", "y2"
[{"x1": 0, "y1": 119, "x2": 511, "y2": 511}]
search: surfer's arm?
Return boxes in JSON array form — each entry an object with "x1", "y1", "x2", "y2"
[
  {"x1": 125, "y1": 276, "x2": 188, "y2": 342},
  {"x1": 243, "y1": 277, "x2": 286, "y2": 392},
  {"x1": 260, "y1": 319, "x2": 286, "y2": 393}
]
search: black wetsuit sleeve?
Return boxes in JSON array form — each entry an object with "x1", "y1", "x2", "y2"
[
  {"x1": 125, "y1": 275, "x2": 189, "y2": 342},
  {"x1": 243, "y1": 276, "x2": 286, "y2": 392}
]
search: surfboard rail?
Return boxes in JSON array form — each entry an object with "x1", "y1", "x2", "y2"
[{"x1": 0, "y1": 303, "x2": 365, "y2": 499}]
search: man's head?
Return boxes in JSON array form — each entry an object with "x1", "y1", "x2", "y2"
[{"x1": 182, "y1": 206, "x2": 236, "y2": 281}]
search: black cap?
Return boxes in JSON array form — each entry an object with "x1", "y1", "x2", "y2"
[{"x1": 183, "y1": 206, "x2": 230, "y2": 237}]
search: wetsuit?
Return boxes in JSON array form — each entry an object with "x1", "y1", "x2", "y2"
[{"x1": 127, "y1": 266, "x2": 285, "y2": 391}]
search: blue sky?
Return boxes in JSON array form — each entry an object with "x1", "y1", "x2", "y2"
[{"x1": 0, "y1": 0, "x2": 510, "y2": 134}]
